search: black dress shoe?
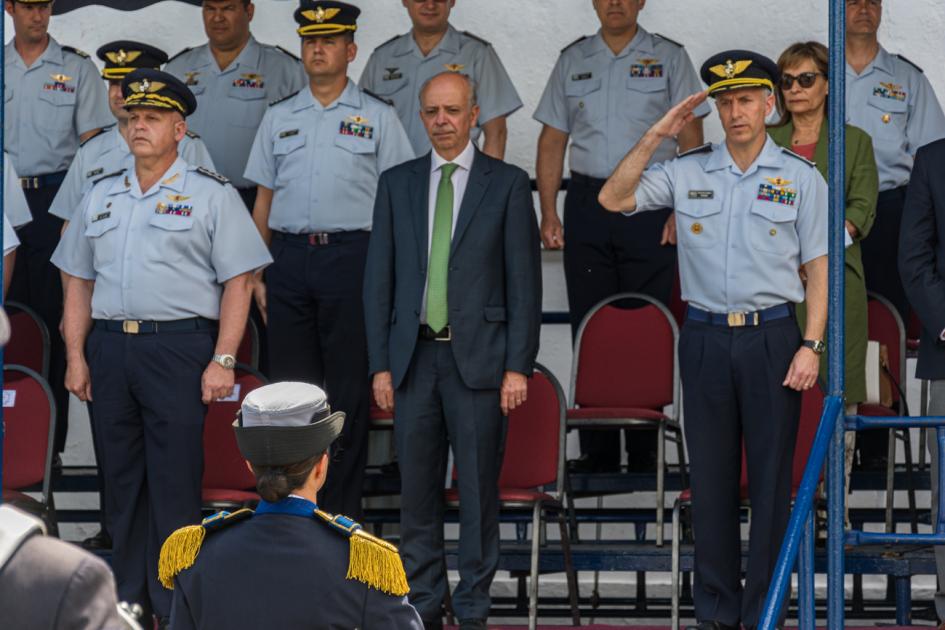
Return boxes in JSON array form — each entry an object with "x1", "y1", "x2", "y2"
[
  {"x1": 81, "y1": 529, "x2": 112, "y2": 550},
  {"x1": 685, "y1": 622, "x2": 738, "y2": 630},
  {"x1": 458, "y1": 619, "x2": 486, "y2": 630}
]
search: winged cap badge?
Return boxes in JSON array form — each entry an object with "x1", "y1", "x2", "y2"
[
  {"x1": 709, "y1": 59, "x2": 753, "y2": 80},
  {"x1": 765, "y1": 177, "x2": 793, "y2": 187},
  {"x1": 106, "y1": 49, "x2": 142, "y2": 66},
  {"x1": 444, "y1": 64, "x2": 465, "y2": 72},
  {"x1": 167, "y1": 194, "x2": 191, "y2": 203},
  {"x1": 50, "y1": 73, "x2": 73, "y2": 83},
  {"x1": 131, "y1": 78, "x2": 165, "y2": 93},
  {"x1": 303, "y1": 6, "x2": 341, "y2": 23}
]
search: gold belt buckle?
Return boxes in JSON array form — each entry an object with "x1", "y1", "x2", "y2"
[
  {"x1": 727, "y1": 312, "x2": 746, "y2": 327},
  {"x1": 122, "y1": 320, "x2": 140, "y2": 334}
]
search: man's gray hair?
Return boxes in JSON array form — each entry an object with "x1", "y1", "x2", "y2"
[{"x1": 418, "y1": 71, "x2": 478, "y2": 109}]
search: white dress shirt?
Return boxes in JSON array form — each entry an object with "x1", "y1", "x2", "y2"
[{"x1": 421, "y1": 140, "x2": 475, "y2": 323}]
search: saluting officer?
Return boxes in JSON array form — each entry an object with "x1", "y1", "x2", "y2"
[
  {"x1": 160, "y1": 382, "x2": 423, "y2": 630},
  {"x1": 51, "y1": 41, "x2": 216, "y2": 225},
  {"x1": 534, "y1": 0, "x2": 709, "y2": 473},
  {"x1": 164, "y1": 0, "x2": 307, "y2": 211},
  {"x1": 53, "y1": 69, "x2": 272, "y2": 627},
  {"x1": 4, "y1": 0, "x2": 113, "y2": 457},
  {"x1": 244, "y1": 1, "x2": 414, "y2": 519},
  {"x1": 358, "y1": 0, "x2": 521, "y2": 159},
  {"x1": 598, "y1": 52, "x2": 828, "y2": 630}
]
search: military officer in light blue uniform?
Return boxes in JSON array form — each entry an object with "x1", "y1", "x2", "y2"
[
  {"x1": 164, "y1": 0, "x2": 307, "y2": 211},
  {"x1": 359, "y1": 0, "x2": 521, "y2": 159},
  {"x1": 51, "y1": 40, "x2": 215, "y2": 224},
  {"x1": 245, "y1": 1, "x2": 413, "y2": 520},
  {"x1": 598, "y1": 51, "x2": 828, "y2": 630},
  {"x1": 53, "y1": 68, "x2": 271, "y2": 628},
  {"x1": 534, "y1": 0, "x2": 709, "y2": 473}
]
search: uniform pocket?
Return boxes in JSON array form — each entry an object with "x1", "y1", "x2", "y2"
[
  {"x1": 84, "y1": 214, "x2": 121, "y2": 269},
  {"x1": 38, "y1": 88, "x2": 77, "y2": 131},
  {"x1": 272, "y1": 134, "x2": 308, "y2": 186},
  {"x1": 626, "y1": 76, "x2": 668, "y2": 93},
  {"x1": 146, "y1": 213, "x2": 195, "y2": 264},
  {"x1": 227, "y1": 84, "x2": 267, "y2": 127},
  {"x1": 866, "y1": 93, "x2": 908, "y2": 139},
  {"x1": 565, "y1": 77, "x2": 603, "y2": 124},
  {"x1": 749, "y1": 200, "x2": 799, "y2": 255},
  {"x1": 675, "y1": 200, "x2": 722, "y2": 249}
]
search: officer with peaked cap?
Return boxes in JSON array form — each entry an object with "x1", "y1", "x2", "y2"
[
  {"x1": 598, "y1": 50, "x2": 828, "y2": 630},
  {"x1": 53, "y1": 67, "x2": 272, "y2": 627},
  {"x1": 161, "y1": 382, "x2": 423, "y2": 629}
]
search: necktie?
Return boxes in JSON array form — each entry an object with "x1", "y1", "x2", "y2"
[{"x1": 426, "y1": 163, "x2": 459, "y2": 333}]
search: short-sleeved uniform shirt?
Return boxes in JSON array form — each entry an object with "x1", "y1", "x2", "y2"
[
  {"x1": 4, "y1": 153, "x2": 34, "y2": 229},
  {"x1": 534, "y1": 27, "x2": 710, "y2": 179},
  {"x1": 244, "y1": 80, "x2": 415, "y2": 233},
  {"x1": 634, "y1": 136, "x2": 828, "y2": 313},
  {"x1": 4, "y1": 37, "x2": 112, "y2": 176},
  {"x1": 846, "y1": 46, "x2": 945, "y2": 191},
  {"x1": 50, "y1": 125, "x2": 217, "y2": 221},
  {"x1": 359, "y1": 25, "x2": 522, "y2": 156},
  {"x1": 164, "y1": 37, "x2": 307, "y2": 189},
  {"x1": 52, "y1": 156, "x2": 272, "y2": 321}
]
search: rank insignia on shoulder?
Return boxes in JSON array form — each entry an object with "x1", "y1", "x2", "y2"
[
  {"x1": 757, "y1": 181, "x2": 797, "y2": 206},
  {"x1": 91, "y1": 211, "x2": 111, "y2": 223},
  {"x1": 184, "y1": 130, "x2": 201, "y2": 140},
  {"x1": 158, "y1": 508, "x2": 253, "y2": 589},
  {"x1": 315, "y1": 509, "x2": 409, "y2": 596},
  {"x1": 62, "y1": 45, "x2": 90, "y2": 58},
  {"x1": 269, "y1": 90, "x2": 300, "y2": 107},
  {"x1": 339, "y1": 117, "x2": 374, "y2": 140},
  {"x1": 195, "y1": 166, "x2": 229, "y2": 185},
  {"x1": 688, "y1": 190, "x2": 714, "y2": 200}
]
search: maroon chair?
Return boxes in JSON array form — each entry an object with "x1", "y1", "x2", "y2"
[
  {"x1": 5, "y1": 301, "x2": 50, "y2": 378},
  {"x1": 567, "y1": 292, "x2": 685, "y2": 544},
  {"x1": 235, "y1": 317, "x2": 260, "y2": 371},
  {"x1": 2, "y1": 365, "x2": 57, "y2": 532},
  {"x1": 201, "y1": 365, "x2": 267, "y2": 510}
]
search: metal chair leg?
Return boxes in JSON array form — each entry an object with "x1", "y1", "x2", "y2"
[
  {"x1": 657, "y1": 422, "x2": 667, "y2": 546},
  {"x1": 557, "y1": 511, "x2": 581, "y2": 626},
  {"x1": 900, "y1": 428, "x2": 919, "y2": 533},
  {"x1": 528, "y1": 502, "x2": 541, "y2": 630},
  {"x1": 884, "y1": 427, "x2": 896, "y2": 533},
  {"x1": 671, "y1": 498, "x2": 682, "y2": 630}
]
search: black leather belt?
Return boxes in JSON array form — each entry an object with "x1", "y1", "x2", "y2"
[
  {"x1": 20, "y1": 171, "x2": 67, "y2": 190},
  {"x1": 273, "y1": 230, "x2": 370, "y2": 246},
  {"x1": 569, "y1": 172, "x2": 607, "y2": 188},
  {"x1": 419, "y1": 324, "x2": 451, "y2": 341},
  {"x1": 686, "y1": 303, "x2": 792, "y2": 327},
  {"x1": 94, "y1": 317, "x2": 218, "y2": 334}
]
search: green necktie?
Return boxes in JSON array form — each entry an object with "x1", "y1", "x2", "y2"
[{"x1": 426, "y1": 163, "x2": 459, "y2": 333}]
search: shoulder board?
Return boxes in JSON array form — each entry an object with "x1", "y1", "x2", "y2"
[
  {"x1": 375, "y1": 34, "x2": 401, "y2": 50},
  {"x1": 61, "y1": 45, "x2": 90, "y2": 59},
  {"x1": 653, "y1": 33, "x2": 684, "y2": 48},
  {"x1": 363, "y1": 88, "x2": 393, "y2": 107},
  {"x1": 315, "y1": 509, "x2": 409, "y2": 596},
  {"x1": 92, "y1": 168, "x2": 125, "y2": 186},
  {"x1": 461, "y1": 31, "x2": 491, "y2": 47},
  {"x1": 677, "y1": 143, "x2": 712, "y2": 158},
  {"x1": 79, "y1": 124, "x2": 115, "y2": 148},
  {"x1": 158, "y1": 508, "x2": 253, "y2": 589},
  {"x1": 895, "y1": 54, "x2": 923, "y2": 73},
  {"x1": 780, "y1": 146, "x2": 816, "y2": 167},
  {"x1": 275, "y1": 45, "x2": 301, "y2": 62},
  {"x1": 167, "y1": 47, "x2": 193, "y2": 64},
  {"x1": 269, "y1": 90, "x2": 300, "y2": 107},
  {"x1": 561, "y1": 35, "x2": 588, "y2": 54},
  {"x1": 185, "y1": 130, "x2": 201, "y2": 140},
  {"x1": 195, "y1": 166, "x2": 229, "y2": 185}
]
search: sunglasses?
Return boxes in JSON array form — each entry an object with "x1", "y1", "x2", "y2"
[{"x1": 780, "y1": 72, "x2": 825, "y2": 90}]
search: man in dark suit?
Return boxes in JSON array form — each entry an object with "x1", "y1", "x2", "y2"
[
  {"x1": 899, "y1": 138, "x2": 945, "y2": 629},
  {"x1": 364, "y1": 71, "x2": 542, "y2": 630}
]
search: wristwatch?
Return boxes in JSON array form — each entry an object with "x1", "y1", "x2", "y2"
[
  {"x1": 802, "y1": 340, "x2": 826, "y2": 355},
  {"x1": 212, "y1": 354, "x2": 237, "y2": 370}
]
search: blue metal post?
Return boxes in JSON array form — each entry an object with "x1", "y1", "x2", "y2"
[{"x1": 797, "y1": 512, "x2": 816, "y2": 630}]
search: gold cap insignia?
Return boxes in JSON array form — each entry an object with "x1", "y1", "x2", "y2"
[
  {"x1": 130, "y1": 79, "x2": 165, "y2": 94},
  {"x1": 106, "y1": 49, "x2": 142, "y2": 66},
  {"x1": 50, "y1": 73, "x2": 73, "y2": 83},
  {"x1": 303, "y1": 6, "x2": 341, "y2": 23},
  {"x1": 691, "y1": 222, "x2": 703, "y2": 235},
  {"x1": 444, "y1": 64, "x2": 465, "y2": 72},
  {"x1": 709, "y1": 59, "x2": 752, "y2": 80},
  {"x1": 765, "y1": 177, "x2": 793, "y2": 187},
  {"x1": 167, "y1": 194, "x2": 191, "y2": 203}
]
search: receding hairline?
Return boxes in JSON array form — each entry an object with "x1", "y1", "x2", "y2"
[{"x1": 418, "y1": 71, "x2": 478, "y2": 108}]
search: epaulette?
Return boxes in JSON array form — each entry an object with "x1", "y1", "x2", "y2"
[
  {"x1": 677, "y1": 143, "x2": 713, "y2": 158},
  {"x1": 195, "y1": 166, "x2": 229, "y2": 185},
  {"x1": 269, "y1": 90, "x2": 300, "y2": 107},
  {"x1": 167, "y1": 47, "x2": 193, "y2": 64},
  {"x1": 561, "y1": 36, "x2": 588, "y2": 54},
  {"x1": 315, "y1": 509, "x2": 409, "y2": 597},
  {"x1": 461, "y1": 31, "x2": 491, "y2": 47},
  {"x1": 375, "y1": 34, "x2": 401, "y2": 50},
  {"x1": 61, "y1": 45, "x2": 90, "y2": 59},
  {"x1": 80, "y1": 124, "x2": 115, "y2": 148},
  {"x1": 275, "y1": 45, "x2": 301, "y2": 62},
  {"x1": 158, "y1": 508, "x2": 253, "y2": 589},
  {"x1": 780, "y1": 146, "x2": 816, "y2": 167},
  {"x1": 185, "y1": 130, "x2": 201, "y2": 140},
  {"x1": 895, "y1": 54, "x2": 923, "y2": 73},
  {"x1": 653, "y1": 33, "x2": 684, "y2": 48},
  {"x1": 363, "y1": 88, "x2": 393, "y2": 107},
  {"x1": 92, "y1": 168, "x2": 125, "y2": 185}
]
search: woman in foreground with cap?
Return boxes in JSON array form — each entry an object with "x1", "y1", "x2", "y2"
[{"x1": 159, "y1": 382, "x2": 423, "y2": 629}]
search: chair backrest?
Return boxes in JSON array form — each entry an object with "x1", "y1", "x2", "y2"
[
  {"x1": 202, "y1": 365, "x2": 267, "y2": 491},
  {"x1": 5, "y1": 302, "x2": 50, "y2": 378},
  {"x1": 571, "y1": 293, "x2": 677, "y2": 411},
  {"x1": 907, "y1": 310, "x2": 923, "y2": 344},
  {"x1": 235, "y1": 318, "x2": 260, "y2": 371},
  {"x1": 793, "y1": 383, "x2": 827, "y2": 491},
  {"x1": 2, "y1": 365, "x2": 55, "y2": 502},
  {"x1": 866, "y1": 293, "x2": 906, "y2": 404},
  {"x1": 498, "y1": 363, "x2": 567, "y2": 494}
]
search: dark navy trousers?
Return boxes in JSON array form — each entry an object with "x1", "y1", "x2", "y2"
[
  {"x1": 679, "y1": 314, "x2": 801, "y2": 628},
  {"x1": 87, "y1": 327, "x2": 212, "y2": 620}
]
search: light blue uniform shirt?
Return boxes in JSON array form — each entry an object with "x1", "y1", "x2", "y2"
[
  {"x1": 4, "y1": 37, "x2": 112, "y2": 176},
  {"x1": 4, "y1": 153, "x2": 33, "y2": 229},
  {"x1": 52, "y1": 156, "x2": 272, "y2": 321},
  {"x1": 49, "y1": 125, "x2": 216, "y2": 221},
  {"x1": 244, "y1": 80, "x2": 414, "y2": 233},
  {"x1": 846, "y1": 47, "x2": 945, "y2": 191},
  {"x1": 359, "y1": 25, "x2": 522, "y2": 155},
  {"x1": 534, "y1": 27, "x2": 710, "y2": 179},
  {"x1": 164, "y1": 37, "x2": 307, "y2": 188},
  {"x1": 634, "y1": 136, "x2": 828, "y2": 313}
]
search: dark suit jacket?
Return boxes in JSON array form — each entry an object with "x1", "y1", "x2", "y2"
[
  {"x1": 364, "y1": 149, "x2": 542, "y2": 390},
  {"x1": 900, "y1": 138, "x2": 945, "y2": 379}
]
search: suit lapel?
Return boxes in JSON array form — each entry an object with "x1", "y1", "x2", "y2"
[
  {"x1": 410, "y1": 155, "x2": 432, "y2": 269},
  {"x1": 450, "y1": 150, "x2": 491, "y2": 259}
]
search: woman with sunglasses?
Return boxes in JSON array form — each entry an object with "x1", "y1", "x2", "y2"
[{"x1": 769, "y1": 40, "x2": 878, "y2": 440}]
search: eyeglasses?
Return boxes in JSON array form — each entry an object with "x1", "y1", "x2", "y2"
[{"x1": 780, "y1": 72, "x2": 825, "y2": 90}]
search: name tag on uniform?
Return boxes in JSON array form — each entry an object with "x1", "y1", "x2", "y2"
[
  {"x1": 279, "y1": 129, "x2": 300, "y2": 138},
  {"x1": 86, "y1": 168, "x2": 104, "y2": 179},
  {"x1": 571, "y1": 72, "x2": 593, "y2": 81},
  {"x1": 688, "y1": 190, "x2": 714, "y2": 200},
  {"x1": 92, "y1": 211, "x2": 111, "y2": 222},
  {"x1": 383, "y1": 67, "x2": 403, "y2": 81},
  {"x1": 339, "y1": 116, "x2": 374, "y2": 140}
]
